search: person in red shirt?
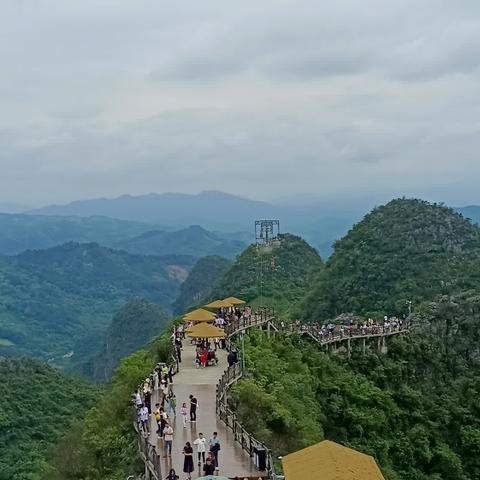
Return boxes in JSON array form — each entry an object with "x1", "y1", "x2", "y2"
[{"x1": 200, "y1": 350, "x2": 208, "y2": 368}]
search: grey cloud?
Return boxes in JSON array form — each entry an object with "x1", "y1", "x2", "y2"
[{"x1": 1, "y1": 0, "x2": 480, "y2": 207}]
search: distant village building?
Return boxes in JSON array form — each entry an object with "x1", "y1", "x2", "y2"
[{"x1": 281, "y1": 440, "x2": 385, "y2": 480}]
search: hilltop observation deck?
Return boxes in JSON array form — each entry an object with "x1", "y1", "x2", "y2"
[{"x1": 133, "y1": 309, "x2": 409, "y2": 480}]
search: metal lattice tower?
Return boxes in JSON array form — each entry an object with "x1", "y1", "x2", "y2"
[
  {"x1": 255, "y1": 220, "x2": 280, "y2": 245},
  {"x1": 255, "y1": 220, "x2": 280, "y2": 308}
]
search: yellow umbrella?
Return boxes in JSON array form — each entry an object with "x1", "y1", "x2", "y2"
[
  {"x1": 223, "y1": 296, "x2": 246, "y2": 305},
  {"x1": 205, "y1": 299, "x2": 234, "y2": 309},
  {"x1": 183, "y1": 308, "x2": 216, "y2": 322},
  {"x1": 186, "y1": 323, "x2": 226, "y2": 338}
]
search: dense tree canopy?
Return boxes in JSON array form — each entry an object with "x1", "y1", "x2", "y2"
[
  {"x1": 0, "y1": 242, "x2": 192, "y2": 366},
  {"x1": 173, "y1": 255, "x2": 232, "y2": 314},
  {"x1": 299, "y1": 199, "x2": 480, "y2": 321},
  {"x1": 0, "y1": 358, "x2": 97, "y2": 480},
  {"x1": 212, "y1": 234, "x2": 323, "y2": 315},
  {"x1": 43, "y1": 324, "x2": 176, "y2": 480},
  {"x1": 89, "y1": 299, "x2": 170, "y2": 382},
  {"x1": 234, "y1": 295, "x2": 480, "y2": 480}
]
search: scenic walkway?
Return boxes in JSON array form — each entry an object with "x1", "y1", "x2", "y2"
[
  {"x1": 137, "y1": 314, "x2": 410, "y2": 479},
  {"x1": 147, "y1": 343, "x2": 261, "y2": 479}
]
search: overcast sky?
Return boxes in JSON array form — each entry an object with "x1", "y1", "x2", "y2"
[{"x1": 1, "y1": 0, "x2": 480, "y2": 208}]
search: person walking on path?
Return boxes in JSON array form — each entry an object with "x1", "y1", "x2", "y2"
[
  {"x1": 180, "y1": 402, "x2": 188, "y2": 427},
  {"x1": 160, "y1": 380, "x2": 169, "y2": 407},
  {"x1": 189, "y1": 394, "x2": 198, "y2": 422},
  {"x1": 138, "y1": 404, "x2": 149, "y2": 435},
  {"x1": 134, "y1": 390, "x2": 143, "y2": 408},
  {"x1": 157, "y1": 407, "x2": 168, "y2": 438},
  {"x1": 208, "y1": 431, "x2": 221, "y2": 469},
  {"x1": 193, "y1": 432, "x2": 207, "y2": 465},
  {"x1": 202, "y1": 458, "x2": 215, "y2": 476},
  {"x1": 167, "y1": 391, "x2": 177, "y2": 417},
  {"x1": 164, "y1": 468, "x2": 179, "y2": 480},
  {"x1": 182, "y1": 442, "x2": 194, "y2": 480},
  {"x1": 153, "y1": 403, "x2": 162, "y2": 433},
  {"x1": 163, "y1": 422, "x2": 174, "y2": 457}
]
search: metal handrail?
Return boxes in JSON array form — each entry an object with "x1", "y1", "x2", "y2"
[{"x1": 216, "y1": 310, "x2": 278, "y2": 479}]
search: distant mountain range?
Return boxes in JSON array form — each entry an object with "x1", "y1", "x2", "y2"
[
  {"x1": 28, "y1": 191, "x2": 273, "y2": 230},
  {"x1": 0, "y1": 213, "x2": 246, "y2": 259},
  {"x1": 0, "y1": 213, "x2": 152, "y2": 255},
  {"x1": 9, "y1": 192, "x2": 480, "y2": 258},
  {"x1": 456, "y1": 205, "x2": 480, "y2": 225},
  {"x1": 26, "y1": 191, "x2": 364, "y2": 257}
]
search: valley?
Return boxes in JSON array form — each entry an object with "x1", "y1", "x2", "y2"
[{"x1": 3, "y1": 197, "x2": 480, "y2": 480}]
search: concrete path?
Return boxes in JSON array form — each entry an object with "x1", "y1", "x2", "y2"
[{"x1": 148, "y1": 342, "x2": 260, "y2": 480}]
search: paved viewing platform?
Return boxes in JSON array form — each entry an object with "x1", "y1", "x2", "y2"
[{"x1": 147, "y1": 342, "x2": 261, "y2": 479}]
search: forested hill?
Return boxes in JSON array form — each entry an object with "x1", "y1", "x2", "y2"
[
  {"x1": 40, "y1": 198, "x2": 480, "y2": 480},
  {"x1": 300, "y1": 199, "x2": 480, "y2": 321},
  {"x1": 0, "y1": 357, "x2": 97, "y2": 480},
  {"x1": 173, "y1": 255, "x2": 232, "y2": 314},
  {"x1": 211, "y1": 233, "x2": 323, "y2": 315},
  {"x1": 116, "y1": 225, "x2": 246, "y2": 259},
  {"x1": 0, "y1": 242, "x2": 194, "y2": 364},
  {"x1": 233, "y1": 291, "x2": 480, "y2": 480},
  {"x1": 89, "y1": 299, "x2": 170, "y2": 382}
]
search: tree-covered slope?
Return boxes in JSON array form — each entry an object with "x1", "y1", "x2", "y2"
[
  {"x1": 0, "y1": 358, "x2": 97, "y2": 480},
  {"x1": 42, "y1": 325, "x2": 175, "y2": 480},
  {"x1": 0, "y1": 243, "x2": 192, "y2": 364},
  {"x1": 90, "y1": 299, "x2": 170, "y2": 382},
  {"x1": 211, "y1": 234, "x2": 323, "y2": 315},
  {"x1": 116, "y1": 225, "x2": 246, "y2": 259},
  {"x1": 234, "y1": 291, "x2": 480, "y2": 480},
  {"x1": 173, "y1": 255, "x2": 232, "y2": 313},
  {"x1": 300, "y1": 199, "x2": 480, "y2": 320}
]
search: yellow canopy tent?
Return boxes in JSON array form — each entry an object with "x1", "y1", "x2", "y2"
[
  {"x1": 186, "y1": 323, "x2": 226, "y2": 338},
  {"x1": 282, "y1": 440, "x2": 385, "y2": 480},
  {"x1": 205, "y1": 299, "x2": 234, "y2": 309},
  {"x1": 223, "y1": 296, "x2": 246, "y2": 305},
  {"x1": 183, "y1": 308, "x2": 216, "y2": 322}
]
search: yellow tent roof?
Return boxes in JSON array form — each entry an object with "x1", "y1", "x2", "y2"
[
  {"x1": 205, "y1": 299, "x2": 234, "y2": 309},
  {"x1": 223, "y1": 296, "x2": 246, "y2": 305},
  {"x1": 282, "y1": 440, "x2": 385, "y2": 480},
  {"x1": 186, "y1": 323, "x2": 226, "y2": 338},
  {"x1": 183, "y1": 308, "x2": 216, "y2": 322}
]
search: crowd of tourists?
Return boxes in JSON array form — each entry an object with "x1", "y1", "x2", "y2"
[
  {"x1": 279, "y1": 316, "x2": 409, "y2": 342},
  {"x1": 133, "y1": 360, "x2": 223, "y2": 480},
  {"x1": 132, "y1": 306, "x2": 253, "y2": 480},
  {"x1": 133, "y1": 304, "x2": 408, "y2": 479},
  {"x1": 176, "y1": 306, "x2": 252, "y2": 369}
]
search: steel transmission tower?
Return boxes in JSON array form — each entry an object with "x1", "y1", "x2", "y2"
[{"x1": 254, "y1": 220, "x2": 280, "y2": 308}]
